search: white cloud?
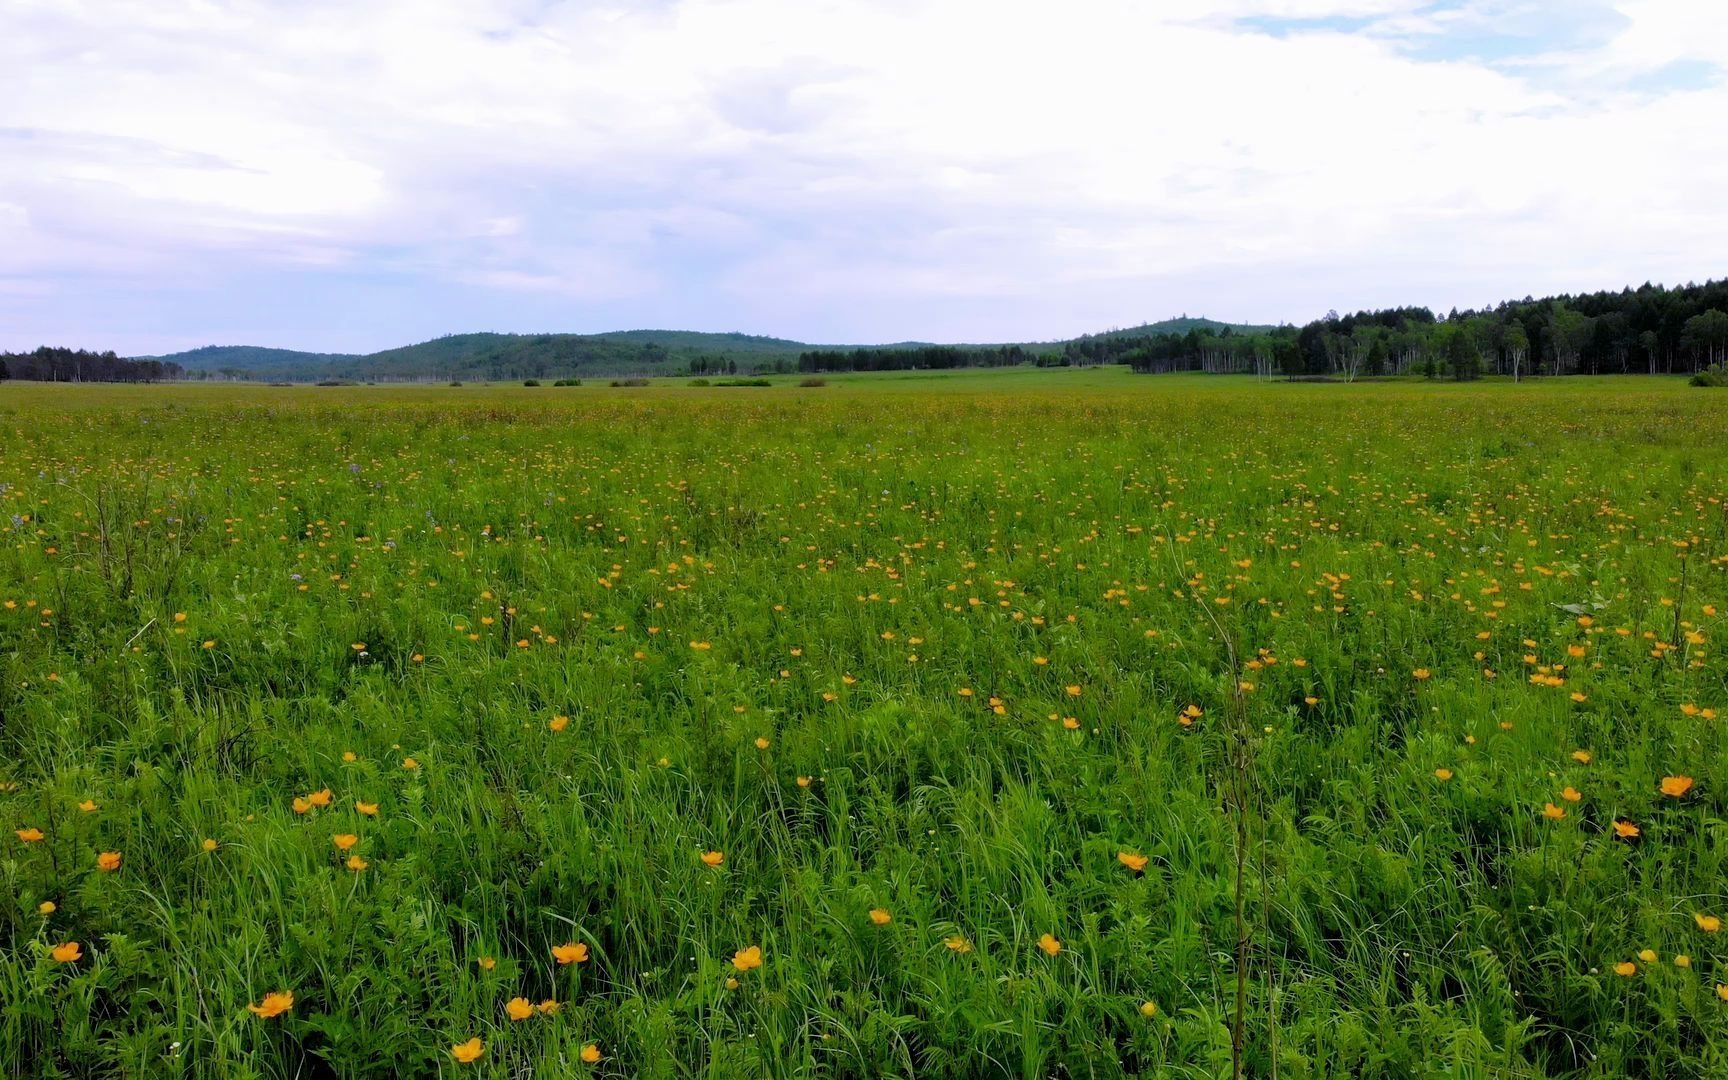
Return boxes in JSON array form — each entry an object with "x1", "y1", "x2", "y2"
[{"x1": 0, "y1": 0, "x2": 1723, "y2": 350}]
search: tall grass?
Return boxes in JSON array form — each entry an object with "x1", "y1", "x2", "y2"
[{"x1": 0, "y1": 375, "x2": 1725, "y2": 1076}]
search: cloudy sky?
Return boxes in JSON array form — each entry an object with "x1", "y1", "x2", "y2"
[{"x1": 2, "y1": 0, "x2": 1725, "y2": 354}]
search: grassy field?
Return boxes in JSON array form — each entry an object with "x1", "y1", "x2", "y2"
[{"x1": 2, "y1": 371, "x2": 1726, "y2": 1077}]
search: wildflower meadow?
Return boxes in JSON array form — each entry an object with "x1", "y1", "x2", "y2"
[{"x1": 3, "y1": 370, "x2": 1726, "y2": 1077}]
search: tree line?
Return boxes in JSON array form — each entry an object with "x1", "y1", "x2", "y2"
[
  {"x1": 0, "y1": 347, "x2": 184, "y2": 383},
  {"x1": 1119, "y1": 282, "x2": 1728, "y2": 379}
]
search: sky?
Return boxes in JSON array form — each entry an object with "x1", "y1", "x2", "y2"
[{"x1": 2, "y1": 0, "x2": 1725, "y2": 355}]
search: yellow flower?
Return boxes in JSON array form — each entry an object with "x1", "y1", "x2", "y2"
[
  {"x1": 477, "y1": 956, "x2": 497, "y2": 970},
  {"x1": 1696, "y1": 914, "x2": 1721, "y2": 933},
  {"x1": 553, "y1": 942, "x2": 590, "y2": 965},
  {"x1": 581, "y1": 1044, "x2": 601, "y2": 1064},
  {"x1": 202, "y1": 837, "x2": 219, "y2": 852},
  {"x1": 537, "y1": 999, "x2": 560, "y2": 1015},
  {"x1": 15, "y1": 827, "x2": 44, "y2": 842},
  {"x1": 1638, "y1": 949, "x2": 1657, "y2": 963},
  {"x1": 1139, "y1": 1001, "x2": 1158, "y2": 1017},
  {"x1": 700, "y1": 850, "x2": 724, "y2": 867},
  {"x1": 342, "y1": 751, "x2": 357, "y2": 762},
  {"x1": 50, "y1": 941, "x2": 81, "y2": 963},
  {"x1": 38, "y1": 901, "x2": 56, "y2": 915},
  {"x1": 1676, "y1": 954, "x2": 1692, "y2": 968},
  {"x1": 725, "y1": 976, "x2": 740, "y2": 990},
  {"x1": 402, "y1": 757, "x2": 419, "y2": 770},
  {"x1": 1038, "y1": 933, "x2": 1062, "y2": 956},
  {"x1": 332, "y1": 834, "x2": 358, "y2": 851},
  {"x1": 796, "y1": 775, "x2": 811, "y2": 788},
  {"x1": 345, "y1": 854, "x2": 369, "y2": 872},
  {"x1": 248, "y1": 990, "x2": 294, "y2": 1018},
  {"x1": 869, "y1": 908, "x2": 892, "y2": 925},
  {"x1": 1614, "y1": 961, "x2": 1637, "y2": 976},
  {"x1": 754, "y1": 737, "x2": 770, "y2": 750},
  {"x1": 77, "y1": 800, "x2": 98, "y2": 813},
  {"x1": 732, "y1": 945, "x2": 763, "y2": 972},
  {"x1": 1660, "y1": 775, "x2": 1695, "y2": 798},
  {"x1": 1613, "y1": 820, "x2": 1640, "y2": 839},
  {"x1": 1434, "y1": 768, "x2": 1453, "y2": 781},
  {"x1": 943, "y1": 935, "x2": 973, "y2": 954},
  {"x1": 1412, "y1": 668, "x2": 1431, "y2": 681},
  {"x1": 292, "y1": 797, "x2": 312, "y2": 815},
  {"x1": 450, "y1": 1038, "x2": 484, "y2": 1064},
  {"x1": 1571, "y1": 750, "x2": 1592, "y2": 765},
  {"x1": 1065, "y1": 685, "x2": 1082, "y2": 697},
  {"x1": 96, "y1": 851, "x2": 122, "y2": 872},
  {"x1": 1118, "y1": 851, "x2": 1149, "y2": 873},
  {"x1": 505, "y1": 996, "x2": 535, "y2": 1021},
  {"x1": 355, "y1": 801, "x2": 379, "y2": 816},
  {"x1": 1717, "y1": 984, "x2": 1728, "y2": 1002},
  {"x1": 549, "y1": 715, "x2": 570, "y2": 732}
]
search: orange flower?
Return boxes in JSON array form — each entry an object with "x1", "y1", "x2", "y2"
[
  {"x1": 1118, "y1": 851, "x2": 1149, "y2": 873},
  {"x1": 1660, "y1": 775, "x2": 1695, "y2": 798},
  {"x1": 732, "y1": 945, "x2": 763, "y2": 972},
  {"x1": 700, "y1": 850, "x2": 724, "y2": 867},
  {"x1": 549, "y1": 715, "x2": 570, "y2": 732},
  {"x1": 1571, "y1": 750, "x2": 1592, "y2": 764},
  {"x1": 1543, "y1": 803, "x2": 1566, "y2": 819},
  {"x1": 355, "y1": 801, "x2": 379, "y2": 816},
  {"x1": 450, "y1": 1038, "x2": 484, "y2": 1064},
  {"x1": 1037, "y1": 933, "x2": 1062, "y2": 956},
  {"x1": 1612, "y1": 820, "x2": 1640, "y2": 839},
  {"x1": 505, "y1": 996, "x2": 535, "y2": 1021},
  {"x1": 332, "y1": 834, "x2": 358, "y2": 851},
  {"x1": 1561, "y1": 786, "x2": 1582, "y2": 802},
  {"x1": 77, "y1": 800, "x2": 98, "y2": 813},
  {"x1": 553, "y1": 942, "x2": 589, "y2": 965},
  {"x1": 96, "y1": 851, "x2": 122, "y2": 872},
  {"x1": 50, "y1": 941, "x2": 81, "y2": 963},
  {"x1": 307, "y1": 789, "x2": 332, "y2": 808},
  {"x1": 581, "y1": 1044, "x2": 601, "y2": 1064},
  {"x1": 1614, "y1": 961, "x2": 1637, "y2": 976},
  {"x1": 477, "y1": 956, "x2": 497, "y2": 970},
  {"x1": 247, "y1": 990, "x2": 294, "y2": 1018},
  {"x1": 1412, "y1": 668, "x2": 1431, "y2": 681},
  {"x1": 1696, "y1": 914, "x2": 1721, "y2": 933},
  {"x1": 869, "y1": 908, "x2": 892, "y2": 925},
  {"x1": 754, "y1": 737, "x2": 770, "y2": 750},
  {"x1": 345, "y1": 854, "x2": 368, "y2": 872},
  {"x1": 15, "y1": 827, "x2": 44, "y2": 842},
  {"x1": 292, "y1": 797, "x2": 312, "y2": 815}
]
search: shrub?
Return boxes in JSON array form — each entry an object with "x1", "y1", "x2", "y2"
[
  {"x1": 610, "y1": 378, "x2": 649, "y2": 387},
  {"x1": 553, "y1": 379, "x2": 581, "y2": 387},
  {"x1": 523, "y1": 379, "x2": 541, "y2": 387},
  {"x1": 1690, "y1": 365, "x2": 1728, "y2": 387}
]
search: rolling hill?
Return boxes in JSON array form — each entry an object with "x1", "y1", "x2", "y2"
[{"x1": 139, "y1": 319, "x2": 1277, "y2": 381}]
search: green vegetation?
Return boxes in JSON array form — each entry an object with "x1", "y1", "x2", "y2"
[{"x1": 3, "y1": 372, "x2": 1727, "y2": 1077}]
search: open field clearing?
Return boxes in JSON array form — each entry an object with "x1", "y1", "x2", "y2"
[{"x1": 3, "y1": 374, "x2": 1727, "y2": 1077}]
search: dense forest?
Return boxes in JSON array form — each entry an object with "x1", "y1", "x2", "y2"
[
  {"x1": 0, "y1": 347, "x2": 183, "y2": 383},
  {"x1": 6, "y1": 280, "x2": 1726, "y2": 383},
  {"x1": 1113, "y1": 281, "x2": 1728, "y2": 379}
]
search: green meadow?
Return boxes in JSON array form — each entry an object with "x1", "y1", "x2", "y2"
[{"x1": 2, "y1": 372, "x2": 1726, "y2": 1077}]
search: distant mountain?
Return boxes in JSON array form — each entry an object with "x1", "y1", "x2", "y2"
[
  {"x1": 146, "y1": 345, "x2": 362, "y2": 371},
  {"x1": 1081, "y1": 316, "x2": 1282, "y2": 341},
  {"x1": 138, "y1": 318, "x2": 1276, "y2": 381}
]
